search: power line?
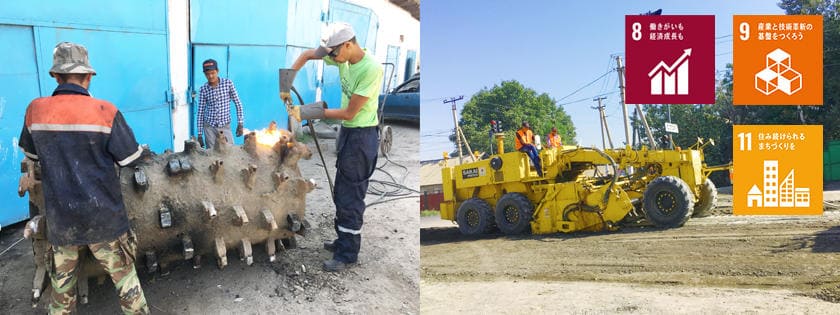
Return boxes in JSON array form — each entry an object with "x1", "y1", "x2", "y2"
[
  {"x1": 599, "y1": 56, "x2": 615, "y2": 93},
  {"x1": 557, "y1": 69, "x2": 615, "y2": 102},
  {"x1": 558, "y1": 90, "x2": 620, "y2": 106},
  {"x1": 421, "y1": 129, "x2": 452, "y2": 135}
]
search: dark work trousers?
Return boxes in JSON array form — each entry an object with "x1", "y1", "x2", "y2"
[
  {"x1": 519, "y1": 144, "x2": 543, "y2": 176},
  {"x1": 332, "y1": 126, "x2": 379, "y2": 263}
]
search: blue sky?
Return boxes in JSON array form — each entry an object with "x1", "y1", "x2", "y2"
[{"x1": 420, "y1": 0, "x2": 785, "y2": 161}]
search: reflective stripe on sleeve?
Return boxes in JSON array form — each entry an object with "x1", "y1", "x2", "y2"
[
  {"x1": 23, "y1": 151, "x2": 38, "y2": 160},
  {"x1": 117, "y1": 145, "x2": 143, "y2": 167},
  {"x1": 30, "y1": 123, "x2": 111, "y2": 134}
]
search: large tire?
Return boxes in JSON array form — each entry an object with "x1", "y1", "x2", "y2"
[
  {"x1": 643, "y1": 176, "x2": 694, "y2": 228},
  {"x1": 692, "y1": 178, "x2": 718, "y2": 217},
  {"x1": 456, "y1": 198, "x2": 495, "y2": 235},
  {"x1": 494, "y1": 193, "x2": 534, "y2": 235}
]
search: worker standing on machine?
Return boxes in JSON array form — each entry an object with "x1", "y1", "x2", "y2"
[
  {"x1": 282, "y1": 22, "x2": 384, "y2": 272},
  {"x1": 18, "y1": 42, "x2": 149, "y2": 314},
  {"x1": 515, "y1": 121, "x2": 543, "y2": 176}
]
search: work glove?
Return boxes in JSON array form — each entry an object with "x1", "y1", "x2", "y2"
[
  {"x1": 197, "y1": 134, "x2": 205, "y2": 148},
  {"x1": 291, "y1": 101, "x2": 328, "y2": 121},
  {"x1": 236, "y1": 124, "x2": 244, "y2": 137},
  {"x1": 279, "y1": 68, "x2": 297, "y2": 103},
  {"x1": 281, "y1": 92, "x2": 293, "y2": 104}
]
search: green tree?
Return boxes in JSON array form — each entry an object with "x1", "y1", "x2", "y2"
[
  {"x1": 776, "y1": 0, "x2": 840, "y2": 144},
  {"x1": 642, "y1": 102, "x2": 733, "y2": 185},
  {"x1": 451, "y1": 80, "x2": 576, "y2": 155}
]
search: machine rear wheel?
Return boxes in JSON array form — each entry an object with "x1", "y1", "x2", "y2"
[
  {"x1": 692, "y1": 178, "x2": 718, "y2": 217},
  {"x1": 456, "y1": 198, "x2": 494, "y2": 235},
  {"x1": 643, "y1": 176, "x2": 694, "y2": 228},
  {"x1": 495, "y1": 193, "x2": 534, "y2": 235}
]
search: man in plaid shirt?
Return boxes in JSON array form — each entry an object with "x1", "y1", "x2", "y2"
[{"x1": 197, "y1": 59, "x2": 245, "y2": 149}]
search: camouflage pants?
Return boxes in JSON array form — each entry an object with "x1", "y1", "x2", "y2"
[{"x1": 49, "y1": 232, "x2": 149, "y2": 315}]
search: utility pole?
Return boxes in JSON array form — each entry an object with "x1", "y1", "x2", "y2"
[
  {"x1": 592, "y1": 101, "x2": 606, "y2": 150},
  {"x1": 444, "y1": 96, "x2": 466, "y2": 163},
  {"x1": 631, "y1": 109, "x2": 639, "y2": 147},
  {"x1": 634, "y1": 104, "x2": 657, "y2": 149},
  {"x1": 592, "y1": 96, "x2": 613, "y2": 150},
  {"x1": 616, "y1": 55, "x2": 657, "y2": 149},
  {"x1": 666, "y1": 104, "x2": 673, "y2": 149},
  {"x1": 616, "y1": 56, "x2": 631, "y2": 148},
  {"x1": 797, "y1": 105, "x2": 806, "y2": 124},
  {"x1": 460, "y1": 125, "x2": 474, "y2": 162}
]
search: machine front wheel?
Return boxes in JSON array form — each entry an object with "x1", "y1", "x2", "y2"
[
  {"x1": 456, "y1": 198, "x2": 495, "y2": 235},
  {"x1": 643, "y1": 176, "x2": 694, "y2": 228},
  {"x1": 495, "y1": 193, "x2": 534, "y2": 235}
]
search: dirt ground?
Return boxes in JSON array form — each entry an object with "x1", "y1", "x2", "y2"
[
  {"x1": 421, "y1": 187, "x2": 840, "y2": 314},
  {"x1": 0, "y1": 121, "x2": 420, "y2": 314}
]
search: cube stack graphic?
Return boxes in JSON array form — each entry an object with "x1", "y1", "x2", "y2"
[{"x1": 754, "y1": 48, "x2": 802, "y2": 95}]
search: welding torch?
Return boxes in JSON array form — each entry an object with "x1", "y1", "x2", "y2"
[{"x1": 279, "y1": 69, "x2": 335, "y2": 197}]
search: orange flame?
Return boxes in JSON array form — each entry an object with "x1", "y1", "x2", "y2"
[{"x1": 249, "y1": 123, "x2": 291, "y2": 147}]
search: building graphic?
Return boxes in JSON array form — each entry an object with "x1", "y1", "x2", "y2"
[
  {"x1": 780, "y1": 169, "x2": 795, "y2": 207},
  {"x1": 648, "y1": 48, "x2": 692, "y2": 95},
  {"x1": 748, "y1": 160, "x2": 810, "y2": 208},
  {"x1": 747, "y1": 185, "x2": 763, "y2": 207},
  {"x1": 755, "y1": 48, "x2": 802, "y2": 96},
  {"x1": 763, "y1": 160, "x2": 778, "y2": 207}
]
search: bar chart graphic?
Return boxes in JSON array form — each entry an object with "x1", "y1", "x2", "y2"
[{"x1": 648, "y1": 48, "x2": 692, "y2": 95}]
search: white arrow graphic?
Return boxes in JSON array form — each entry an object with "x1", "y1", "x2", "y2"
[{"x1": 648, "y1": 48, "x2": 692, "y2": 95}]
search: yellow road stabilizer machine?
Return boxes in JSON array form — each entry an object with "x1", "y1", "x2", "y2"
[{"x1": 440, "y1": 132, "x2": 729, "y2": 235}]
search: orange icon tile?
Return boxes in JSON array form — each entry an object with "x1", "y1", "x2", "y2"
[
  {"x1": 733, "y1": 15, "x2": 823, "y2": 105},
  {"x1": 733, "y1": 125, "x2": 822, "y2": 215}
]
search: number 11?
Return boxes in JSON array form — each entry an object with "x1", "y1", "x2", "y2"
[{"x1": 737, "y1": 132, "x2": 752, "y2": 151}]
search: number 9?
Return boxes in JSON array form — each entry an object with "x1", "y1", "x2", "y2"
[{"x1": 739, "y1": 22, "x2": 749, "y2": 40}]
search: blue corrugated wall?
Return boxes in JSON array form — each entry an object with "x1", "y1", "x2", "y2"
[
  {"x1": 0, "y1": 0, "x2": 172, "y2": 227},
  {"x1": 190, "y1": 0, "x2": 325, "y2": 139},
  {"x1": 285, "y1": 0, "x2": 325, "y2": 110},
  {"x1": 322, "y1": 0, "x2": 379, "y2": 111}
]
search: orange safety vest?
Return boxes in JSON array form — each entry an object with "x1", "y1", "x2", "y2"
[
  {"x1": 548, "y1": 132, "x2": 562, "y2": 148},
  {"x1": 515, "y1": 128, "x2": 533, "y2": 150}
]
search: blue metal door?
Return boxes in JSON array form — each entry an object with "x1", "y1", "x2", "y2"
[
  {"x1": 190, "y1": 0, "x2": 294, "y2": 133},
  {"x1": 0, "y1": 25, "x2": 40, "y2": 227},
  {"x1": 405, "y1": 49, "x2": 417, "y2": 79},
  {"x1": 384, "y1": 45, "x2": 401, "y2": 92},
  {"x1": 323, "y1": 0, "x2": 379, "y2": 110},
  {"x1": 228, "y1": 46, "x2": 287, "y2": 134},
  {"x1": 33, "y1": 27, "x2": 174, "y2": 153},
  {"x1": 0, "y1": 0, "x2": 173, "y2": 226},
  {"x1": 284, "y1": 0, "x2": 323, "y2": 110}
]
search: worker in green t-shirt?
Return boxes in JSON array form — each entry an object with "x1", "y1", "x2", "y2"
[{"x1": 285, "y1": 22, "x2": 384, "y2": 272}]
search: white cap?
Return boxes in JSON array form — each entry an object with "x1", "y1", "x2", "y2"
[{"x1": 314, "y1": 22, "x2": 356, "y2": 57}]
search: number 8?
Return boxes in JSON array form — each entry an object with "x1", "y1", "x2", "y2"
[{"x1": 632, "y1": 22, "x2": 642, "y2": 41}]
